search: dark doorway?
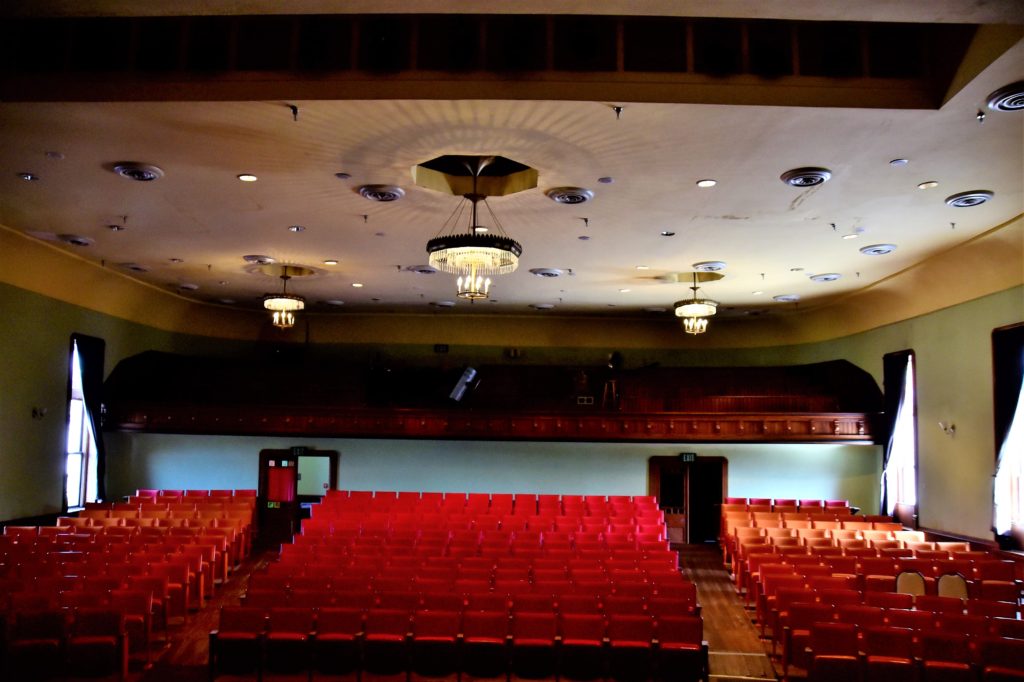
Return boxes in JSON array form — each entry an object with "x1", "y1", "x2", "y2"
[
  {"x1": 648, "y1": 455, "x2": 726, "y2": 544},
  {"x1": 258, "y1": 448, "x2": 338, "y2": 547}
]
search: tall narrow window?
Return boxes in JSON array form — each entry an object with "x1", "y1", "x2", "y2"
[
  {"x1": 881, "y1": 351, "x2": 917, "y2": 516},
  {"x1": 992, "y1": 323, "x2": 1024, "y2": 540},
  {"x1": 66, "y1": 340, "x2": 98, "y2": 508}
]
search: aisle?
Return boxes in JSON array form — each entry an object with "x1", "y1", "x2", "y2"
[{"x1": 678, "y1": 544, "x2": 777, "y2": 681}]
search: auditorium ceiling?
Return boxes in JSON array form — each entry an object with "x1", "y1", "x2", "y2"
[{"x1": 0, "y1": 1, "x2": 1021, "y2": 323}]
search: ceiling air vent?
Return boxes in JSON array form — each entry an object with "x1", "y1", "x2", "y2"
[
  {"x1": 529, "y1": 268, "x2": 564, "y2": 278},
  {"x1": 986, "y1": 81, "x2": 1024, "y2": 112},
  {"x1": 177, "y1": 283, "x2": 199, "y2": 291},
  {"x1": 58, "y1": 234, "x2": 94, "y2": 247},
  {"x1": 405, "y1": 264, "x2": 438, "y2": 274},
  {"x1": 945, "y1": 190, "x2": 993, "y2": 208},
  {"x1": 693, "y1": 261, "x2": 727, "y2": 272},
  {"x1": 430, "y1": 300, "x2": 456, "y2": 308},
  {"x1": 546, "y1": 187, "x2": 594, "y2": 204},
  {"x1": 860, "y1": 243, "x2": 897, "y2": 256},
  {"x1": 530, "y1": 303, "x2": 555, "y2": 310},
  {"x1": 112, "y1": 162, "x2": 164, "y2": 182},
  {"x1": 809, "y1": 273, "x2": 841, "y2": 282},
  {"x1": 358, "y1": 185, "x2": 405, "y2": 202},
  {"x1": 242, "y1": 254, "x2": 276, "y2": 265},
  {"x1": 780, "y1": 167, "x2": 832, "y2": 187},
  {"x1": 772, "y1": 294, "x2": 800, "y2": 302},
  {"x1": 119, "y1": 262, "x2": 149, "y2": 273}
]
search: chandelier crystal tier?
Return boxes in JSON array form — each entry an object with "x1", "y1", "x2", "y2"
[
  {"x1": 263, "y1": 274, "x2": 305, "y2": 329},
  {"x1": 674, "y1": 272, "x2": 719, "y2": 335},
  {"x1": 425, "y1": 157, "x2": 523, "y2": 300}
]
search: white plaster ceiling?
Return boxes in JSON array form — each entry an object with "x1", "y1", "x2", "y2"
[{"x1": 0, "y1": 7, "x2": 1021, "y2": 320}]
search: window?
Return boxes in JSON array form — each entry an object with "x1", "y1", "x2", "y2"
[
  {"x1": 993, "y1": 323, "x2": 1024, "y2": 539},
  {"x1": 882, "y1": 351, "x2": 917, "y2": 516},
  {"x1": 66, "y1": 339, "x2": 99, "y2": 508}
]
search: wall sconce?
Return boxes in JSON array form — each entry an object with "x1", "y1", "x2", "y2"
[{"x1": 938, "y1": 421, "x2": 956, "y2": 437}]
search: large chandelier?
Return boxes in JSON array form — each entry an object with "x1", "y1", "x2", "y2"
[
  {"x1": 426, "y1": 158, "x2": 522, "y2": 299},
  {"x1": 674, "y1": 272, "x2": 718, "y2": 335},
  {"x1": 263, "y1": 274, "x2": 304, "y2": 329}
]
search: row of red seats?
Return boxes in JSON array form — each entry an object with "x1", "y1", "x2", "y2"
[
  {"x1": 794, "y1": 618, "x2": 1024, "y2": 682},
  {"x1": 768, "y1": 584, "x2": 1023, "y2": 657},
  {"x1": 5, "y1": 607, "x2": 132, "y2": 680},
  {"x1": 210, "y1": 606, "x2": 706, "y2": 681},
  {"x1": 725, "y1": 497, "x2": 850, "y2": 507}
]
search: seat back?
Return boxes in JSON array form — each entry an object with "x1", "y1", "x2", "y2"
[{"x1": 895, "y1": 570, "x2": 926, "y2": 596}]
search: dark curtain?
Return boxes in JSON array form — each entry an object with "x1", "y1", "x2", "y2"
[
  {"x1": 72, "y1": 334, "x2": 107, "y2": 501},
  {"x1": 880, "y1": 350, "x2": 912, "y2": 515},
  {"x1": 993, "y1": 324, "x2": 1024, "y2": 452}
]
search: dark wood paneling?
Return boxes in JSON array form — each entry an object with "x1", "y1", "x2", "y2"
[{"x1": 106, "y1": 404, "x2": 875, "y2": 443}]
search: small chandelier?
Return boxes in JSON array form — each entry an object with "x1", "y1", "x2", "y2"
[
  {"x1": 426, "y1": 158, "x2": 522, "y2": 299},
  {"x1": 263, "y1": 274, "x2": 304, "y2": 329},
  {"x1": 674, "y1": 272, "x2": 718, "y2": 335}
]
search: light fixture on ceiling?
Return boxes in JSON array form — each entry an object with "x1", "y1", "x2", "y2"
[
  {"x1": 263, "y1": 274, "x2": 304, "y2": 329},
  {"x1": 426, "y1": 157, "x2": 522, "y2": 300},
  {"x1": 674, "y1": 272, "x2": 718, "y2": 335}
]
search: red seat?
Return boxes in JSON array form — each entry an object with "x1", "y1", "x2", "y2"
[
  {"x1": 510, "y1": 611, "x2": 558, "y2": 678},
  {"x1": 655, "y1": 615, "x2": 707, "y2": 682},
  {"x1": 780, "y1": 602, "x2": 834, "y2": 676},
  {"x1": 919, "y1": 631, "x2": 975, "y2": 682},
  {"x1": 411, "y1": 609, "x2": 460, "y2": 676},
  {"x1": 559, "y1": 613, "x2": 607, "y2": 681},
  {"x1": 66, "y1": 607, "x2": 128, "y2": 681},
  {"x1": 5, "y1": 609, "x2": 67, "y2": 680},
  {"x1": 108, "y1": 588, "x2": 154, "y2": 664},
  {"x1": 313, "y1": 608, "x2": 363, "y2": 675},
  {"x1": 607, "y1": 614, "x2": 655, "y2": 681},
  {"x1": 210, "y1": 606, "x2": 266, "y2": 676},
  {"x1": 362, "y1": 608, "x2": 411, "y2": 674},
  {"x1": 807, "y1": 622, "x2": 859, "y2": 682},
  {"x1": 264, "y1": 607, "x2": 314, "y2": 673},
  {"x1": 462, "y1": 610, "x2": 510, "y2": 678},
  {"x1": 862, "y1": 625, "x2": 919, "y2": 682},
  {"x1": 977, "y1": 636, "x2": 1024, "y2": 679}
]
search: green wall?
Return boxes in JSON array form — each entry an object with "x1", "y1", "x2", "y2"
[
  {"x1": 104, "y1": 433, "x2": 879, "y2": 512},
  {"x1": 2, "y1": 279, "x2": 1021, "y2": 542}
]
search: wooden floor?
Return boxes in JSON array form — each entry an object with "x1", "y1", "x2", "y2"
[{"x1": 124, "y1": 544, "x2": 779, "y2": 682}]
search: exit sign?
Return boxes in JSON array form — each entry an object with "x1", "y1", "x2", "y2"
[{"x1": 679, "y1": 452, "x2": 697, "y2": 463}]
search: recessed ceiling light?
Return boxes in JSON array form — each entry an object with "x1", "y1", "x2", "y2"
[
  {"x1": 119, "y1": 263, "x2": 149, "y2": 273},
  {"x1": 375, "y1": 232, "x2": 386, "y2": 237},
  {"x1": 752, "y1": 291, "x2": 764, "y2": 296},
  {"x1": 860, "y1": 243, "x2": 898, "y2": 256},
  {"x1": 635, "y1": 265, "x2": 649, "y2": 271},
  {"x1": 237, "y1": 173, "x2": 258, "y2": 182},
  {"x1": 842, "y1": 233, "x2": 859, "y2": 240},
  {"x1": 889, "y1": 159, "x2": 909, "y2": 167},
  {"x1": 809, "y1": 273, "x2": 842, "y2": 282},
  {"x1": 288, "y1": 225, "x2": 305, "y2": 233},
  {"x1": 696, "y1": 179, "x2": 717, "y2": 188},
  {"x1": 619, "y1": 288, "x2": 631, "y2": 293},
  {"x1": 323, "y1": 259, "x2": 339, "y2": 266},
  {"x1": 17, "y1": 172, "x2": 39, "y2": 181},
  {"x1": 773, "y1": 294, "x2": 800, "y2": 302},
  {"x1": 351, "y1": 282, "x2": 364, "y2": 288},
  {"x1": 917, "y1": 181, "x2": 939, "y2": 190},
  {"x1": 405, "y1": 264, "x2": 438, "y2": 274},
  {"x1": 218, "y1": 280, "x2": 229, "y2": 285},
  {"x1": 168, "y1": 258, "x2": 183, "y2": 263},
  {"x1": 945, "y1": 190, "x2": 994, "y2": 208},
  {"x1": 58, "y1": 234, "x2": 93, "y2": 247},
  {"x1": 431, "y1": 301, "x2": 456, "y2": 308},
  {"x1": 598, "y1": 177, "x2": 614, "y2": 184},
  {"x1": 177, "y1": 283, "x2": 199, "y2": 291},
  {"x1": 986, "y1": 80, "x2": 1024, "y2": 111},
  {"x1": 45, "y1": 151, "x2": 64, "y2": 160},
  {"x1": 660, "y1": 231, "x2": 675, "y2": 237}
]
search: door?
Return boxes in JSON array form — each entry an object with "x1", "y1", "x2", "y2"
[
  {"x1": 648, "y1": 455, "x2": 727, "y2": 544},
  {"x1": 258, "y1": 448, "x2": 338, "y2": 546}
]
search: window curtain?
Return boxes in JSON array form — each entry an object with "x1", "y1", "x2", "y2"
[
  {"x1": 992, "y1": 324, "x2": 1024, "y2": 535},
  {"x1": 71, "y1": 334, "x2": 106, "y2": 501},
  {"x1": 880, "y1": 350, "x2": 912, "y2": 515}
]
